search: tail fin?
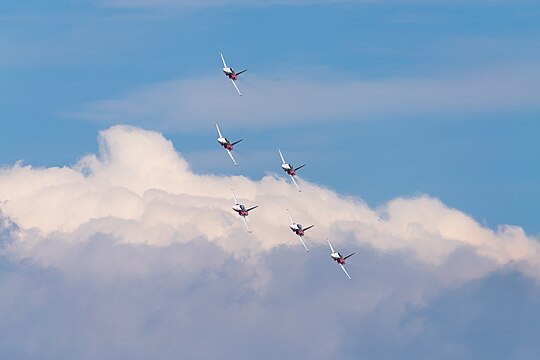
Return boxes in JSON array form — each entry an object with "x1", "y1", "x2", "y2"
[
  {"x1": 236, "y1": 69, "x2": 247, "y2": 76},
  {"x1": 303, "y1": 225, "x2": 314, "y2": 232},
  {"x1": 246, "y1": 205, "x2": 258, "y2": 212},
  {"x1": 231, "y1": 139, "x2": 243, "y2": 146},
  {"x1": 294, "y1": 164, "x2": 306, "y2": 172},
  {"x1": 344, "y1": 252, "x2": 355, "y2": 260}
]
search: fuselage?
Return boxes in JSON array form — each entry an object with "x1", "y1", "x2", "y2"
[
  {"x1": 281, "y1": 163, "x2": 295, "y2": 176},
  {"x1": 290, "y1": 223, "x2": 304, "y2": 236},
  {"x1": 233, "y1": 204, "x2": 248, "y2": 216},
  {"x1": 218, "y1": 137, "x2": 233, "y2": 150},
  {"x1": 223, "y1": 67, "x2": 237, "y2": 80},
  {"x1": 331, "y1": 252, "x2": 346, "y2": 264}
]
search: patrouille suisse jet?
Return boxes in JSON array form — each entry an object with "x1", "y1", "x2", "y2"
[
  {"x1": 286, "y1": 209, "x2": 314, "y2": 252},
  {"x1": 231, "y1": 189, "x2": 258, "y2": 233},
  {"x1": 219, "y1": 52, "x2": 246, "y2": 96},
  {"x1": 216, "y1": 124, "x2": 242, "y2": 166},
  {"x1": 327, "y1": 239, "x2": 355, "y2": 280},
  {"x1": 278, "y1": 149, "x2": 305, "y2": 192}
]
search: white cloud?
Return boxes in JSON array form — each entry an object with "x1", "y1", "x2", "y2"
[
  {"x1": 1, "y1": 125, "x2": 538, "y2": 278},
  {"x1": 67, "y1": 64, "x2": 540, "y2": 132},
  {"x1": 1, "y1": 125, "x2": 539, "y2": 358}
]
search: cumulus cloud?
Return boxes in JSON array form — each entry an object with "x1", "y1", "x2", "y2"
[
  {"x1": 1, "y1": 125, "x2": 539, "y2": 358},
  {"x1": 67, "y1": 64, "x2": 540, "y2": 132}
]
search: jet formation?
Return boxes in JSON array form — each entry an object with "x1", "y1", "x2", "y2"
[{"x1": 218, "y1": 52, "x2": 356, "y2": 280}]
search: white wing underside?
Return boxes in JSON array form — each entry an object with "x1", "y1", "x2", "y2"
[
  {"x1": 286, "y1": 209, "x2": 294, "y2": 224},
  {"x1": 289, "y1": 175, "x2": 301, "y2": 192},
  {"x1": 278, "y1": 148, "x2": 286, "y2": 164},
  {"x1": 241, "y1": 216, "x2": 251, "y2": 233},
  {"x1": 231, "y1": 189, "x2": 238, "y2": 205},
  {"x1": 299, "y1": 235, "x2": 309, "y2": 252},
  {"x1": 215, "y1": 123, "x2": 223, "y2": 138},
  {"x1": 231, "y1": 79, "x2": 242, "y2": 96},
  {"x1": 340, "y1": 264, "x2": 352, "y2": 280},
  {"x1": 327, "y1": 239, "x2": 335, "y2": 253},
  {"x1": 226, "y1": 149, "x2": 238, "y2": 166},
  {"x1": 220, "y1": 52, "x2": 227, "y2": 67}
]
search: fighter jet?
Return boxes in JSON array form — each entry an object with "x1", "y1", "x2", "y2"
[{"x1": 327, "y1": 239, "x2": 355, "y2": 280}]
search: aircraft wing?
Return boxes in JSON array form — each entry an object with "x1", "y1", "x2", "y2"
[
  {"x1": 286, "y1": 209, "x2": 294, "y2": 224},
  {"x1": 216, "y1": 123, "x2": 223, "y2": 138},
  {"x1": 278, "y1": 148, "x2": 286, "y2": 164},
  {"x1": 219, "y1": 52, "x2": 227, "y2": 67},
  {"x1": 226, "y1": 150, "x2": 238, "y2": 166},
  {"x1": 339, "y1": 264, "x2": 352, "y2": 280},
  {"x1": 231, "y1": 189, "x2": 239, "y2": 204},
  {"x1": 299, "y1": 235, "x2": 309, "y2": 252},
  {"x1": 241, "y1": 216, "x2": 252, "y2": 233},
  {"x1": 231, "y1": 79, "x2": 242, "y2": 96},
  {"x1": 289, "y1": 174, "x2": 301, "y2": 192},
  {"x1": 327, "y1": 239, "x2": 335, "y2": 253}
]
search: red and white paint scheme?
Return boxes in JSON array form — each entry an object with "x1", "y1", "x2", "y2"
[
  {"x1": 216, "y1": 124, "x2": 243, "y2": 166},
  {"x1": 231, "y1": 189, "x2": 258, "y2": 233},
  {"x1": 286, "y1": 209, "x2": 314, "y2": 252},
  {"x1": 327, "y1": 239, "x2": 355, "y2": 280},
  {"x1": 278, "y1": 149, "x2": 305, "y2": 192},
  {"x1": 220, "y1": 52, "x2": 246, "y2": 96}
]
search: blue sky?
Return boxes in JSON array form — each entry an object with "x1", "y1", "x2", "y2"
[
  {"x1": 1, "y1": 1, "x2": 540, "y2": 358},
  {"x1": 2, "y1": 1, "x2": 539, "y2": 233}
]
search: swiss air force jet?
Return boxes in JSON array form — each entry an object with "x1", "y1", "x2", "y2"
[
  {"x1": 327, "y1": 239, "x2": 355, "y2": 280},
  {"x1": 219, "y1": 52, "x2": 246, "y2": 96},
  {"x1": 216, "y1": 124, "x2": 242, "y2": 166},
  {"x1": 286, "y1": 209, "x2": 314, "y2": 252},
  {"x1": 278, "y1": 149, "x2": 305, "y2": 192},
  {"x1": 231, "y1": 189, "x2": 258, "y2": 233}
]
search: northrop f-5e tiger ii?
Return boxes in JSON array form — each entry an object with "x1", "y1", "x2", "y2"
[
  {"x1": 216, "y1": 124, "x2": 242, "y2": 166},
  {"x1": 278, "y1": 149, "x2": 305, "y2": 192},
  {"x1": 231, "y1": 189, "x2": 258, "y2": 233},
  {"x1": 219, "y1": 52, "x2": 246, "y2": 96},
  {"x1": 328, "y1": 239, "x2": 355, "y2": 280},
  {"x1": 286, "y1": 209, "x2": 314, "y2": 252}
]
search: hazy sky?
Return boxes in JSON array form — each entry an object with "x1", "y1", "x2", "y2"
[{"x1": 1, "y1": 1, "x2": 540, "y2": 358}]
